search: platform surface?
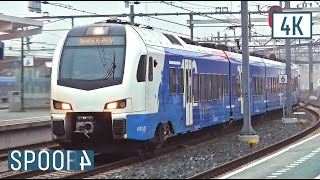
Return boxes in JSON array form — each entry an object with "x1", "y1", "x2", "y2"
[
  {"x1": 0, "y1": 108, "x2": 50, "y2": 125},
  {"x1": 220, "y1": 133, "x2": 320, "y2": 179}
]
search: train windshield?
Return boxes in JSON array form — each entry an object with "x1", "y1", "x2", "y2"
[{"x1": 58, "y1": 36, "x2": 126, "y2": 90}]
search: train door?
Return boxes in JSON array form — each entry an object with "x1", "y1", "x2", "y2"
[
  {"x1": 184, "y1": 59, "x2": 193, "y2": 126},
  {"x1": 230, "y1": 63, "x2": 243, "y2": 120},
  {"x1": 145, "y1": 46, "x2": 164, "y2": 113}
]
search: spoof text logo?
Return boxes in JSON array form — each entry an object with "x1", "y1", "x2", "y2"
[
  {"x1": 8, "y1": 150, "x2": 94, "y2": 171},
  {"x1": 272, "y1": 12, "x2": 312, "y2": 39}
]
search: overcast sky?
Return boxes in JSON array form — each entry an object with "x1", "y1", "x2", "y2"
[{"x1": 0, "y1": 1, "x2": 314, "y2": 56}]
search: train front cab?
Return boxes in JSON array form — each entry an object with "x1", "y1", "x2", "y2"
[{"x1": 50, "y1": 24, "x2": 164, "y2": 152}]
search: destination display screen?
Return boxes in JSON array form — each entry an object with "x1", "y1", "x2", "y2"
[{"x1": 64, "y1": 36, "x2": 125, "y2": 46}]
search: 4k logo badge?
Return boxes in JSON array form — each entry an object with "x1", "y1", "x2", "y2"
[{"x1": 272, "y1": 12, "x2": 312, "y2": 39}]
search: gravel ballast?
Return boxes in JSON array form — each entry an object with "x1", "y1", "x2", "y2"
[{"x1": 89, "y1": 109, "x2": 313, "y2": 179}]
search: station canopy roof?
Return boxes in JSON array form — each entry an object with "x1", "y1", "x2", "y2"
[{"x1": 0, "y1": 14, "x2": 43, "y2": 41}]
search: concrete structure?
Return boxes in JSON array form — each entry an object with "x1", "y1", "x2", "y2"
[
  {"x1": 0, "y1": 108, "x2": 51, "y2": 150},
  {"x1": 0, "y1": 14, "x2": 43, "y2": 111},
  {"x1": 0, "y1": 14, "x2": 43, "y2": 40}
]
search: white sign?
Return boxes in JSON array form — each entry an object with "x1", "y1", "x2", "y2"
[
  {"x1": 272, "y1": 12, "x2": 312, "y2": 39},
  {"x1": 24, "y1": 56, "x2": 34, "y2": 67},
  {"x1": 279, "y1": 74, "x2": 287, "y2": 84}
]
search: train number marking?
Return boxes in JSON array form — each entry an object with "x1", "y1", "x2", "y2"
[{"x1": 278, "y1": 74, "x2": 287, "y2": 84}]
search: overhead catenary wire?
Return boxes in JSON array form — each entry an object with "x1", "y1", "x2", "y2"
[
  {"x1": 161, "y1": 0, "x2": 272, "y2": 41},
  {"x1": 41, "y1": 1, "x2": 100, "y2": 15},
  {"x1": 160, "y1": 1, "x2": 238, "y2": 25},
  {"x1": 178, "y1": 1, "x2": 216, "y2": 8},
  {"x1": 42, "y1": 1, "x2": 198, "y2": 39}
]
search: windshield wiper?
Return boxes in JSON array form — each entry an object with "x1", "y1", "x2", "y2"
[
  {"x1": 100, "y1": 52, "x2": 117, "y2": 80},
  {"x1": 112, "y1": 49, "x2": 116, "y2": 79},
  {"x1": 96, "y1": 40, "x2": 110, "y2": 73}
]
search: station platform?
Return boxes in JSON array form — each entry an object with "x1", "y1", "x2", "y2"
[
  {"x1": 0, "y1": 103, "x2": 8, "y2": 110},
  {"x1": 0, "y1": 108, "x2": 50, "y2": 125},
  {"x1": 220, "y1": 132, "x2": 320, "y2": 179},
  {"x1": 0, "y1": 107, "x2": 52, "y2": 150}
]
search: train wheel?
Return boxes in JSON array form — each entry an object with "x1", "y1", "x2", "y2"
[{"x1": 149, "y1": 123, "x2": 170, "y2": 150}]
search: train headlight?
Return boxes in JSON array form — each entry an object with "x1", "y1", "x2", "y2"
[
  {"x1": 86, "y1": 26, "x2": 108, "y2": 35},
  {"x1": 107, "y1": 102, "x2": 118, "y2": 109},
  {"x1": 105, "y1": 99, "x2": 126, "y2": 109},
  {"x1": 61, "y1": 103, "x2": 72, "y2": 110},
  {"x1": 53, "y1": 100, "x2": 73, "y2": 110},
  {"x1": 93, "y1": 27, "x2": 105, "y2": 35}
]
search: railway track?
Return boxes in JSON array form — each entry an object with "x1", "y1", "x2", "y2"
[
  {"x1": 0, "y1": 142, "x2": 60, "y2": 179},
  {"x1": 189, "y1": 101, "x2": 320, "y2": 179},
  {"x1": 0, "y1": 104, "x2": 306, "y2": 179},
  {"x1": 0, "y1": 141, "x2": 60, "y2": 161}
]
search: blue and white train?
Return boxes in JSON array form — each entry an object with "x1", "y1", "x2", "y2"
[{"x1": 51, "y1": 21, "x2": 300, "y2": 152}]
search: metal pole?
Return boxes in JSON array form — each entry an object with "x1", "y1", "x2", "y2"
[
  {"x1": 224, "y1": 33, "x2": 228, "y2": 45},
  {"x1": 189, "y1": 14, "x2": 193, "y2": 40},
  {"x1": 130, "y1": 4, "x2": 134, "y2": 24},
  {"x1": 285, "y1": 1, "x2": 292, "y2": 118},
  {"x1": 309, "y1": 42, "x2": 314, "y2": 96},
  {"x1": 71, "y1": 17, "x2": 74, "y2": 28},
  {"x1": 240, "y1": 1, "x2": 256, "y2": 135},
  {"x1": 20, "y1": 31, "x2": 24, "y2": 111},
  {"x1": 249, "y1": 12, "x2": 251, "y2": 42}
]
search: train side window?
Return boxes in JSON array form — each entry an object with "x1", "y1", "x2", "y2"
[
  {"x1": 272, "y1": 77, "x2": 275, "y2": 94},
  {"x1": 200, "y1": 74, "x2": 206, "y2": 101},
  {"x1": 253, "y1": 76, "x2": 256, "y2": 96},
  {"x1": 148, "y1": 57, "x2": 153, "y2": 81},
  {"x1": 277, "y1": 77, "x2": 279, "y2": 94},
  {"x1": 275, "y1": 77, "x2": 277, "y2": 94},
  {"x1": 271, "y1": 77, "x2": 274, "y2": 94},
  {"x1": 258, "y1": 76, "x2": 260, "y2": 95},
  {"x1": 257, "y1": 77, "x2": 260, "y2": 95},
  {"x1": 207, "y1": 74, "x2": 213, "y2": 101},
  {"x1": 257, "y1": 76, "x2": 260, "y2": 95},
  {"x1": 277, "y1": 77, "x2": 279, "y2": 93},
  {"x1": 136, "y1": 55, "x2": 146, "y2": 82},
  {"x1": 232, "y1": 75, "x2": 236, "y2": 95},
  {"x1": 223, "y1": 74, "x2": 228, "y2": 95},
  {"x1": 274, "y1": 77, "x2": 276, "y2": 94},
  {"x1": 292, "y1": 78, "x2": 295, "y2": 91},
  {"x1": 218, "y1": 75, "x2": 223, "y2": 100},
  {"x1": 268, "y1": 77, "x2": 271, "y2": 94},
  {"x1": 276, "y1": 77, "x2": 278, "y2": 94},
  {"x1": 236, "y1": 76, "x2": 241, "y2": 98},
  {"x1": 266, "y1": 77, "x2": 268, "y2": 92},
  {"x1": 258, "y1": 77, "x2": 261, "y2": 95},
  {"x1": 261, "y1": 77, "x2": 265, "y2": 94},
  {"x1": 178, "y1": 68, "x2": 184, "y2": 94},
  {"x1": 169, "y1": 68, "x2": 176, "y2": 95},
  {"x1": 270, "y1": 77, "x2": 272, "y2": 94},
  {"x1": 193, "y1": 74, "x2": 199, "y2": 102},
  {"x1": 213, "y1": 74, "x2": 218, "y2": 100}
]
